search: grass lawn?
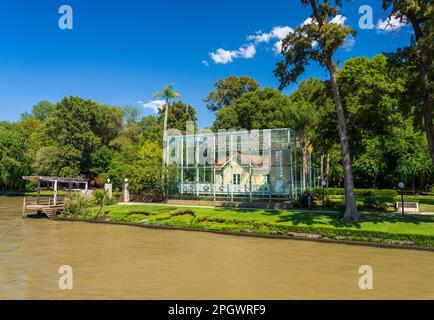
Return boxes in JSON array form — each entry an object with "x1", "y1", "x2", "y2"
[
  {"x1": 76, "y1": 203, "x2": 434, "y2": 248},
  {"x1": 402, "y1": 196, "x2": 434, "y2": 212},
  {"x1": 325, "y1": 195, "x2": 434, "y2": 213}
]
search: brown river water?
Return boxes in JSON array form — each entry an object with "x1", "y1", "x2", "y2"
[{"x1": 0, "y1": 196, "x2": 434, "y2": 299}]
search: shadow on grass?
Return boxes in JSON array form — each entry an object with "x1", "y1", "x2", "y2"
[{"x1": 212, "y1": 206, "x2": 434, "y2": 229}]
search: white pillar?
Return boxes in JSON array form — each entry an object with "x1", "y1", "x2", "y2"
[
  {"x1": 53, "y1": 180, "x2": 58, "y2": 206},
  {"x1": 123, "y1": 180, "x2": 130, "y2": 203},
  {"x1": 104, "y1": 183, "x2": 113, "y2": 199}
]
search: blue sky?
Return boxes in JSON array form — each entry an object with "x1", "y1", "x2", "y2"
[{"x1": 0, "y1": 0, "x2": 413, "y2": 127}]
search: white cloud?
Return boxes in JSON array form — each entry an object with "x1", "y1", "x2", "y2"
[
  {"x1": 301, "y1": 15, "x2": 346, "y2": 26},
  {"x1": 202, "y1": 60, "x2": 209, "y2": 67},
  {"x1": 301, "y1": 17, "x2": 315, "y2": 27},
  {"x1": 209, "y1": 16, "x2": 350, "y2": 64},
  {"x1": 343, "y1": 35, "x2": 356, "y2": 51},
  {"x1": 210, "y1": 48, "x2": 238, "y2": 64},
  {"x1": 247, "y1": 32, "x2": 272, "y2": 43},
  {"x1": 139, "y1": 100, "x2": 166, "y2": 113},
  {"x1": 377, "y1": 14, "x2": 406, "y2": 32},
  {"x1": 274, "y1": 40, "x2": 283, "y2": 53},
  {"x1": 248, "y1": 25, "x2": 293, "y2": 44},
  {"x1": 238, "y1": 45, "x2": 256, "y2": 59},
  {"x1": 270, "y1": 26, "x2": 294, "y2": 40},
  {"x1": 210, "y1": 45, "x2": 256, "y2": 64},
  {"x1": 330, "y1": 15, "x2": 347, "y2": 25}
]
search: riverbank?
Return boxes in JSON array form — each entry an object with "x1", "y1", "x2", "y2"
[
  {"x1": 60, "y1": 203, "x2": 434, "y2": 250},
  {"x1": 4, "y1": 196, "x2": 434, "y2": 299}
]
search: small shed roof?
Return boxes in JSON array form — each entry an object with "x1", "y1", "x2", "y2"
[{"x1": 22, "y1": 176, "x2": 88, "y2": 183}]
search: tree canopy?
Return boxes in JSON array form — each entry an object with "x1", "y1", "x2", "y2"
[{"x1": 205, "y1": 76, "x2": 260, "y2": 112}]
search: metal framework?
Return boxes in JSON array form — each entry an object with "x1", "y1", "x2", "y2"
[{"x1": 165, "y1": 128, "x2": 319, "y2": 203}]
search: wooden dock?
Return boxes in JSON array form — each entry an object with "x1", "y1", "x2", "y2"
[{"x1": 22, "y1": 196, "x2": 66, "y2": 219}]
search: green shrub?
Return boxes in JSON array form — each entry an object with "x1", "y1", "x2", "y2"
[
  {"x1": 64, "y1": 193, "x2": 93, "y2": 217},
  {"x1": 92, "y1": 189, "x2": 116, "y2": 206},
  {"x1": 25, "y1": 181, "x2": 37, "y2": 193},
  {"x1": 312, "y1": 187, "x2": 397, "y2": 198}
]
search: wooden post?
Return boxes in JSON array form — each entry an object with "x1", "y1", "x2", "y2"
[
  {"x1": 22, "y1": 196, "x2": 26, "y2": 219},
  {"x1": 36, "y1": 179, "x2": 41, "y2": 205}
]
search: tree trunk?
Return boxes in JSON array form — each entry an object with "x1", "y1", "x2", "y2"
[
  {"x1": 161, "y1": 99, "x2": 169, "y2": 198},
  {"x1": 326, "y1": 152, "x2": 330, "y2": 186},
  {"x1": 420, "y1": 61, "x2": 434, "y2": 167},
  {"x1": 301, "y1": 134, "x2": 308, "y2": 190},
  {"x1": 320, "y1": 153, "x2": 325, "y2": 182},
  {"x1": 408, "y1": 15, "x2": 434, "y2": 167},
  {"x1": 326, "y1": 57, "x2": 358, "y2": 221}
]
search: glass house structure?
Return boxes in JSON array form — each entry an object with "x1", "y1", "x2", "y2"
[{"x1": 165, "y1": 128, "x2": 319, "y2": 203}]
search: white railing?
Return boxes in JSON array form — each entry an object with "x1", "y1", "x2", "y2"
[{"x1": 179, "y1": 183, "x2": 273, "y2": 195}]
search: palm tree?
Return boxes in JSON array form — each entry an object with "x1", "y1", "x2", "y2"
[{"x1": 153, "y1": 84, "x2": 181, "y2": 197}]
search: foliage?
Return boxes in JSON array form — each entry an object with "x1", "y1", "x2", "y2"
[
  {"x1": 89, "y1": 145, "x2": 114, "y2": 176},
  {"x1": 122, "y1": 105, "x2": 141, "y2": 127},
  {"x1": 0, "y1": 122, "x2": 31, "y2": 191},
  {"x1": 21, "y1": 100, "x2": 55, "y2": 121},
  {"x1": 213, "y1": 87, "x2": 291, "y2": 130},
  {"x1": 92, "y1": 189, "x2": 116, "y2": 206},
  {"x1": 205, "y1": 75, "x2": 259, "y2": 112},
  {"x1": 158, "y1": 101, "x2": 197, "y2": 134},
  {"x1": 275, "y1": 0, "x2": 360, "y2": 220},
  {"x1": 44, "y1": 96, "x2": 124, "y2": 175},
  {"x1": 153, "y1": 84, "x2": 181, "y2": 102},
  {"x1": 63, "y1": 193, "x2": 93, "y2": 217},
  {"x1": 311, "y1": 187, "x2": 398, "y2": 198}
]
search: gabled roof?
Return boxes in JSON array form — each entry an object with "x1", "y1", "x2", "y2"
[{"x1": 215, "y1": 153, "x2": 271, "y2": 170}]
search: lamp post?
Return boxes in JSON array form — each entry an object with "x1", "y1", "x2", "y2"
[
  {"x1": 398, "y1": 182, "x2": 405, "y2": 216},
  {"x1": 321, "y1": 180, "x2": 327, "y2": 209}
]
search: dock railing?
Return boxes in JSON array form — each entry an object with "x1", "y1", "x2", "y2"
[{"x1": 22, "y1": 195, "x2": 67, "y2": 218}]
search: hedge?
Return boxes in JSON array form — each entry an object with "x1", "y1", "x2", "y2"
[{"x1": 311, "y1": 187, "x2": 397, "y2": 198}]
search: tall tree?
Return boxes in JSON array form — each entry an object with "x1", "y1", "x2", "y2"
[
  {"x1": 0, "y1": 122, "x2": 31, "y2": 191},
  {"x1": 158, "y1": 101, "x2": 197, "y2": 134},
  {"x1": 382, "y1": 0, "x2": 434, "y2": 166},
  {"x1": 45, "y1": 97, "x2": 124, "y2": 176},
  {"x1": 122, "y1": 105, "x2": 141, "y2": 127},
  {"x1": 153, "y1": 84, "x2": 181, "y2": 197},
  {"x1": 205, "y1": 76, "x2": 259, "y2": 112},
  {"x1": 21, "y1": 100, "x2": 55, "y2": 121},
  {"x1": 289, "y1": 78, "x2": 323, "y2": 190},
  {"x1": 275, "y1": 0, "x2": 358, "y2": 220},
  {"x1": 212, "y1": 87, "x2": 291, "y2": 131}
]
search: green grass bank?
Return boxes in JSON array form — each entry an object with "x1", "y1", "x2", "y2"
[{"x1": 65, "y1": 203, "x2": 434, "y2": 249}]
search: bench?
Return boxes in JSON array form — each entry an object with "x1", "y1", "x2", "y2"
[{"x1": 396, "y1": 202, "x2": 419, "y2": 213}]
